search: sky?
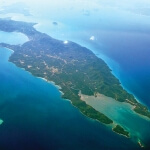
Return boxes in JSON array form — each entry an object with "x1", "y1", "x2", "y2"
[
  {"x1": 1, "y1": 0, "x2": 150, "y2": 32},
  {"x1": 1, "y1": 0, "x2": 150, "y2": 15}
]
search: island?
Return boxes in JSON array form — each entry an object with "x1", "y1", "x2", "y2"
[
  {"x1": 0, "y1": 18, "x2": 150, "y2": 138},
  {"x1": 52, "y1": 22, "x2": 58, "y2": 26},
  {"x1": 113, "y1": 125, "x2": 129, "y2": 138}
]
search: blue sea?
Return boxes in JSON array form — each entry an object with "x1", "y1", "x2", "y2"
[{"x1": 0, "y1": 0, "x2": 150, "y2": 149}]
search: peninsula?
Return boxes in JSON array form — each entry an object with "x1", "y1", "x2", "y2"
[{"x1": 0, "y1": 18, "x2": 149, "y2": 137}]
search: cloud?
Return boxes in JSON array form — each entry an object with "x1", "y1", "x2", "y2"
[
  {"x1": 64, "y1": 40, "x2": 68, "y2": 44},
  {"x1": 90, "y1": 36, "x2": 95, "y2": 41}
]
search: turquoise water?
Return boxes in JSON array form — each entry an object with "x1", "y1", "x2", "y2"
[
  {"x1": 81, "y1": 94, "x2": 150, "y2": 146},
  {"x1": 0, "y1": 31, "x2": 28, "y2": 44}
]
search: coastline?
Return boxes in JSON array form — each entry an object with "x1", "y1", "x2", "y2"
[
  {"x1": 4, "y1": 47, "x2": 148, "y2": 146},
  {"x1": 1, "y1": 34, "x2": 148, "y2": 130},
  {"x1": 112, "y1": 127, "x2": 130, "y2": 138},
  {"x1": 1, "y1": 18, "x2": 150, "y2": 119},
  {"x1": 74, "y1": 42, "x2": 148, "y2": 110},
  {"x1": 4, "y1": 50, "x2": 130, "y2": 138},
  {"x1": 93, "y1": 52, "x2": 149, "y2": 109},
  {"x1": 34, "y1": 26, "x2": 150, "y2": 115},
  {"x1": 79, "y1": 92, "x2": 133, "y2": 138},
  {"x1": 38, "y1": 77, "x2": 65, "y2": 96},
  {"x1": 0, "y1": 19, "x2": 150, "y2": 146},
  {"x1": 79, "y1": 92, "x2": 150, "y2": 144},
  {"x1": 0, "y1": 47, "x2": 65, "y2": 98},
  {"x1": 81, "y1": 92, "x2": 150, "y2": 121},
  {"x1": 94, "y1": 54, "x2": 139, "y2": 108},
  {"x1": 5, "y1": 46, "x2": 146, "y2": 123},
  {"x1": 1, "y1": 39, "x2": 150, "y2": 122}
]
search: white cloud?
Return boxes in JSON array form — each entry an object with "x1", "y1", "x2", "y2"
[
  {"x1": 90, "y1": 36, "x2": 95, "y2": 41},
  {"x1": 64, "y1": 40, "x2": 68, "y2": 44}
]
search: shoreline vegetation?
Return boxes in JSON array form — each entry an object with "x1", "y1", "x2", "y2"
[
  {"x1": 112, "y1": 125, "x2": 129, "y2": 138},
  {"x1": 0, "y1": 18, "x2": 150, "y2": 139}
]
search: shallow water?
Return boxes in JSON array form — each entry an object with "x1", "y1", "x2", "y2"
[
  {"x1": 81, "y1": 93, "x2": 150, "y2": 146},
  {"x1": 0, "y1": 31, "x2": 28, "y2": 44}
]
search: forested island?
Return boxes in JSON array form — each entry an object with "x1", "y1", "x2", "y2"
[
  {"x1": 0, "y1": 18, "x2": 150, "y2": 137},
  {"x1": 113, "y1": 125, "x2": 129, "y2": 138}
]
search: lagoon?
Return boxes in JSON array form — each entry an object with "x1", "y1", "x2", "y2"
[
  {"x1": 0, "y1": 31, "x2": 28, "y2": 45},
  {"x1": 81, "y1": 93, "x2": 150, "y2": 147}
]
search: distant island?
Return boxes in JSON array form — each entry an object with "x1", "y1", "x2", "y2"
[
  {"x1": 52, "y1": 22, "x2": 58, "y2": 26},
  {"x1": 0, "y1": 18, "x2": 150, "y2": 138}
]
